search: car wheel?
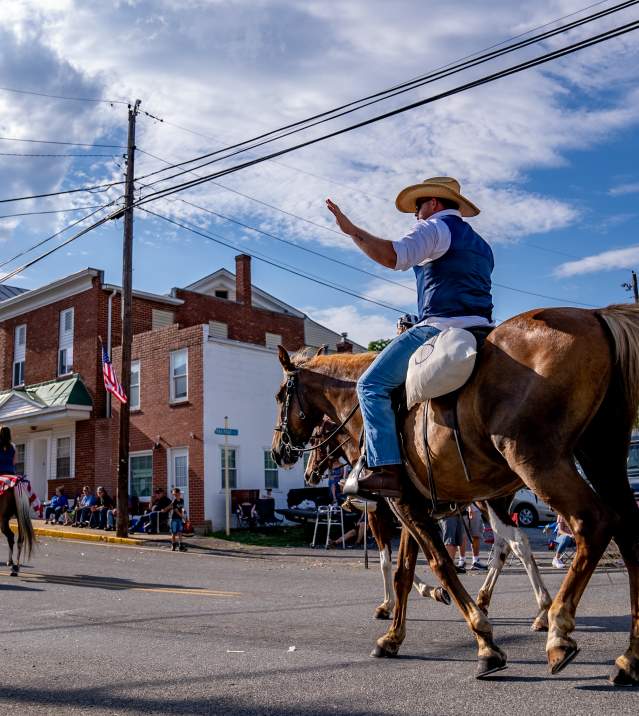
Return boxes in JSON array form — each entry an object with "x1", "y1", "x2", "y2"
[{"x1": 516, "y1": 504, "x2": 538, "y2": 528}]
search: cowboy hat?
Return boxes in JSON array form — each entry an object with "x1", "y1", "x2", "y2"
[{"x1": 395, "y1": 176, "x2": 480, "y2": 217}]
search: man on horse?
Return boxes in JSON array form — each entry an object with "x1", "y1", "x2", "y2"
[{"x1": 326, "y1": 176, "x2": 494, "y2": 497}]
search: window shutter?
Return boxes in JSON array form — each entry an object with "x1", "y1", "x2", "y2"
[
  {"x1": 265, "y1": 332, "x2": 282, "y2": 350},
  {"x1": 152, "y1": 309, "x2": 174, "y2": 330},
  {"x1": 208, "y1": 321, "x2": 228, "y2": 339}
]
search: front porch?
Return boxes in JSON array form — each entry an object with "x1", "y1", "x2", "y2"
[{"x1": 0, "y1": 375, "x2": 92, "y2": 501}]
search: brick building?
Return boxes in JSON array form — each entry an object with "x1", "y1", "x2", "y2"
[{"x1": 0, "y1": 255, "x2": 363, "y2": 528}]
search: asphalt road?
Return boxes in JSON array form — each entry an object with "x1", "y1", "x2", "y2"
[{"x1": 1, "y1": 535, "x2": 638, "y2": 715}]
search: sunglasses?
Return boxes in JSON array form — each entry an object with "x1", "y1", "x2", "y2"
[{"x1": 415, "y1": 197, "x2": 432, "y2": 212}]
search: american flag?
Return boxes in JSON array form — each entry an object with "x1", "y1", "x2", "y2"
[{"x1": 102, "y1": 346, "x2": 127, "y2": 404}]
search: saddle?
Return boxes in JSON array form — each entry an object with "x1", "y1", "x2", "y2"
[{"x1": 400, "y1": 325, "x2": 495, "y2": 514}]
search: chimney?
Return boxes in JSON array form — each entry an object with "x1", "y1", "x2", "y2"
[
  {"x1": 336, "y1": 332, "x2": 354, "y2": 353},
  {"x1": 235, "y1": 254, "x2": 252, "y2": 306}
]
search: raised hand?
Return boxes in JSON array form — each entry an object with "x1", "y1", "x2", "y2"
[{"x1": 326, "y1": 198, "x2": 357, "y2": 236}]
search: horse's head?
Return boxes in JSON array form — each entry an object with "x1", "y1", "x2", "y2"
[
  {"x1": 271, "y1": 346, "x2": 323, "y2": 469},
  {"x1": 304, "y1": 417, "x2": 341, "y2": 486}
]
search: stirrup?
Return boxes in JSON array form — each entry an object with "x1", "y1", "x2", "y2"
[{"x1": 343, "y1": 455, "x2": 366, "y2": 496}]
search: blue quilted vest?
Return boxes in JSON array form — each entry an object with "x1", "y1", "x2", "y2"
[{"x1": 413, "y1": 215, "x2": 494, "y2": 321}]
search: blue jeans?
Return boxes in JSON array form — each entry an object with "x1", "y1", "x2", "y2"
[
  {"x1": 357, "y1": 324, "x2": 440, "y2": 467},
  {"x1": 556, "y1": 533, "x2": 575, "y2": 557}
]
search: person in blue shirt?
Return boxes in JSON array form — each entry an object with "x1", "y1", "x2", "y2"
[
  {"x1": 75, "y1": 486, "x2": 98, "y2": 527},
  {"x1": 44, "y1": 486, "x2": 69, "y2": 524},
  {"x1": 326, "y1": 177, "x2": 493, "y2": 498},
  {"x1": 0, "y1": 426, "x2": 16, "y2": 476}
]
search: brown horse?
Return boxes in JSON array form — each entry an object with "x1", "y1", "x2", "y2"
[
  {"x1": 0, "y1": 481, "x2": 35, "y2": 576},
  {"x1": 272, "y1": 305, "x2": 639, "y2": 683},
  {"x1": 305, "y1": 419, "x2": 451, "y2": 618},
  {"x1": 305, "y1": 417, "x2": 552, "y2": 630}
]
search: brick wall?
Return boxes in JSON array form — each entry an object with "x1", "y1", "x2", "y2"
[
  {"x1": 111, "y1": 324, "x2": 205, "y2": 524},
  {"x1": 174, "y1": 289, "x2": 305, "y2": 350}
]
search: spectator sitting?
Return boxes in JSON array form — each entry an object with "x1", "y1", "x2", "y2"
[
  {"x1": 44, "y1": 486, "x2": 69, "y2": 525},
  {"x1": 93, "y1": 487, "x2": 114, "y2": 529},
  {"x1": 75, "y1": 486, "x2": 97, "y2": 527},
  {"x1": 106, "y1": 495, "x2": 141, "y2": 532},
  {"x1": 328, "y1": 458, "x2": 346, "y2": 504},
  {"x1": 552, "y1": 514, "x2": 575, "y2": 569},
  {"x1": 261, "y1": 488, "x2": 274, "y2": 500},
  {"x1": 329, "y1": 513, "x2": 366, "y2": 548},
  {"x1": 129, "y1": 488, "x2": 172, "y2": 533}
]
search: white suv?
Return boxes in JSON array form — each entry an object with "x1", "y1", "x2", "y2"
[{"x1": 509, "y1": 489, "x2": 556, "y2": 528}]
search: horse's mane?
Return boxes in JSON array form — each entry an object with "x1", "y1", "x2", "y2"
[{"x1": 291, "y1": 349, "x2": 376, "y2": 381}]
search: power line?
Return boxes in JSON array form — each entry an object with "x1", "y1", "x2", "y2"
[
  {"x1": 140, "y1": 208, "x2": 409, "y2": 314},
  {"x1": 0, "y1": 152, "x2": 117, "y2": 158},
  {"x1": 135, "y1": 1, "x2": 639, "y2": 190},
  {"x1": 0, "y1": 204, "x2": 112, "y2": 220},
  {"x1": 0, "y1": 202, "x2": 119, "y2": 271},
  {"x1": 0, "y1": 136, "x2": 126, "y2": 148},
  {"x1": 134, "y1": 20, "x2": 639, "y2": 209},
  {"x1": 0, "y1": 178, "x2": 125, "y2": 204},
  {"x1": 0, "y1": 208, "x2": 116, "y2": 282},
  {"x1": 0, "y1": 86, "x2": 129, "y2": 104}
]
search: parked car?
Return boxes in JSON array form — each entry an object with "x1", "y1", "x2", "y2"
[
  {"x1": 509, "y1": 488, "x2": 555, "y2": 528},
  {"x1": 629, "y1": 434, "x2": 639, "y2": 499}
]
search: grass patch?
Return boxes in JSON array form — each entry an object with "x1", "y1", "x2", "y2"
[{"x1": 209, "y1": 525, "x2": 311, "y2": 548}]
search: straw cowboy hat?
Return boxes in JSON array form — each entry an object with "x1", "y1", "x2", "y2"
[{"x1": 395, "y1": 176, "x2": 480, "y2": 217}]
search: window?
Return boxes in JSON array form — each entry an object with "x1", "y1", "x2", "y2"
[
  {"x1": 14, "y1": 444, "x2": 25, "y2": 476},
  {"x1": 214, "y1": 289, "x2": 229, "y2": 299},
  {"x1": 130, "y1": 360, "x2": 140, "y2": 410},
  {"x1": 220, "y1": 447, "x2": 237, "y2": 489},
  {"x1": 264, "y1": 450, "x2": 279, "y2": 489},
  {"x1": 170, "y1": 349, "x2": 188, "y2": 402},
  {"x1": 56, "y1": 437, "x2": 71, "y2": 478},
  {"x1": 58, "y1": 308, "x2": 74, "y2": 375},
  {"x1": 129, "y1": 453, "x2": 152, "y2": 501},
  {"x1": 13, "y1": 324, "x2": 26, "y2": 387},
  {"x1": 169, "y1": 448, "x2": 189, "y2": 514},
  {"x1": 208, "y1": 321, "x2": 228, "y2": 339},
  {"x1": 265, "y1": 332, "x2": 282, "y2": 350},
  {"x1": 152, "y1": 309, "x2": 174, "y2": 330}
]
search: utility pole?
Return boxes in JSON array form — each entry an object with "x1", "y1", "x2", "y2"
[
  {"x1": 116, "y1": 99, "x2": 141, "y2": 537},
  {"x1": 622, "y1": 270, "x2": 639, "y2": 304}
]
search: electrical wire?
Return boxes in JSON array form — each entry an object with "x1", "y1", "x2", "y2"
[
  {"x1": 0, "y1": 136, "x2": 126, "y2": 148},
  {"x1": 134, "y1": 1, "x2": 639, "y2": 188},
  {"x1": 140, "y1": 208, "x2": 409, "y2": 313},
  {"x1": 0, "y1": 202, "x2": 120, "y2": 272},
  {"x1": 0, "y1": 86, "x2": 129, "y2": 104},
  {"x1": 134, "y1": 20, "x2": 639, "y2": 208},
  {"x1": 0, "y1": 152, "x2": 117, "y2": 158},
  {"x1": 0, "y1": 204, "x2": 112, "y2": 220}
]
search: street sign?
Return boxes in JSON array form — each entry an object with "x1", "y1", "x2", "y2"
[{"x1": 215, "y1": 427, "x2": 239, "y2": 436}]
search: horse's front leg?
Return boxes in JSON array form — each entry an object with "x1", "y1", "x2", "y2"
[
  {"x1": 390, "y1": 499, "x2": 507, "y2": 679},
  {"x1": 476, "y1": 534, "x2": 510, "y2": 615},
  {"x1": 373, "y1": 528, "x2": 417, "y2": 656},
  {"x1": 367, "y1": 511, "x2": 395, "y2": 619}
]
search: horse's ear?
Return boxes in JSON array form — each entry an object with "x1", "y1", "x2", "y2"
[
  {"x1": 315, "y1": 344, "x2": 327, "y2": 357},
  {"x1": 277, "y1": 345, "x2": 295, "y2": 372}
]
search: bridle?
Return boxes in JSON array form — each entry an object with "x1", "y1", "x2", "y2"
[{"x1": 273, "y1": 369, "x2": 360, "y2": 462}]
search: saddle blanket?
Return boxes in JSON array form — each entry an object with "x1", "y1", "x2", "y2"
[
  {"x1": 406, "y1": 327, "x2": 478, "y2": 409},
  {"x1": 0, "y1": 474, "x2": 41, "y2": 514}
]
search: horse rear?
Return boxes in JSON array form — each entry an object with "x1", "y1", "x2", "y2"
[{"x1": 0, "y1": 480, "x2": 35, "y2": 576}]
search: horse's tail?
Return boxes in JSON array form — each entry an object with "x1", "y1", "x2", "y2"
[
  {"x1": 596, "y1": 303, "x2": 639, "y2": 425},
  {"x1": 13, "y1": 481, "x2": 35, "y2": 559}
]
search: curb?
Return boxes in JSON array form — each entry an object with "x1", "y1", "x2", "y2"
[{"x1": 10, "y1": 522, "x2": 145, "y2": 546}]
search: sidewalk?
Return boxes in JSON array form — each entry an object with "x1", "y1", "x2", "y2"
[{"x1": 10, "y1": 519, "x2": 164, "y2": 547}]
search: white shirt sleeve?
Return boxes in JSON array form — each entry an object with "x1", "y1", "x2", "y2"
[{"x1": 392, "y1": 217, "x2": 452, "y2": 271}]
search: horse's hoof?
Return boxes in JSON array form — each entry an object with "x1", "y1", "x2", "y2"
[
  {"x1": 434, "y1": 587, "x2": 451, "y2": 606},
  {"x1": 609, "y1": 657, "x2": 639, "y2": 686},
  {"x1": 475, "y1": 654, "x2": 507, "y2": 679},
  {"x1": 548, "y1": 645, "x2": 580, "y2": 675},
  {"x1": 374, "y1": 608, "x2": 391, "y2": 620},
  {"x1": 371, "y1": 643, "x2": 399, "y2": 658},
  {"x1": 10, "y1": 568, "x2": 18, "y2": 577}
]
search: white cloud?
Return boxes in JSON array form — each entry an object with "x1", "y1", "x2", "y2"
[
  {"x1": 609, "y1": 182, "x2": 639, "y2": 196},
  {"x1": 305, "y1": 304, "x2": 397, "y2": 346},
  {"x1": 2, "y1": 0, "x2": 639, "y2": 298},
  {"x1": 554, "y1": 245, "x2": 639, "y2": 277}
]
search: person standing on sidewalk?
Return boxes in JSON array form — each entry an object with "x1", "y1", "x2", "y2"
[
  {"x1": 170, "y1": 487, "x2": 187, "y2": 552},
  {"x1": 458, "y1": 503, "x2": 488, "y2": 571}
]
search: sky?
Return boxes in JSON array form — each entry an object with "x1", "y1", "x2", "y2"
[{"x1": 0, "y1": 0, "x2": 638, "y2": 345}]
